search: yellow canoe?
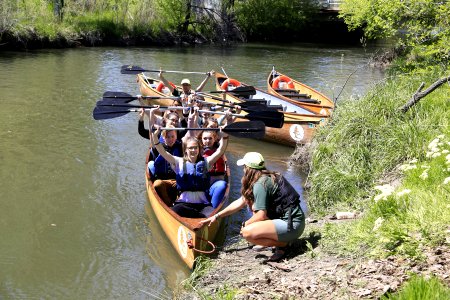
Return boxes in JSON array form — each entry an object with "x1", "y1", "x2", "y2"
[
  {"x1": 267, "y1": 69, "x2": 334, "y2": 116},
  {"x1": 214, "y1": 72, "x2": 328, "y2": 147},
  {"x1": 144, "y1": 151, "x2": 230, "y2": 269}
]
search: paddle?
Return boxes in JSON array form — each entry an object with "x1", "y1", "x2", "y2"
[
  {"x1": 121, "y1": 65, "x2": 208, "y2": 75},
  {"x1": 157, "y1": 121, "x2": 265, "y2": 139},
  {"x1": 198, "y1": 109, "x2": 284, "y2": 128},
  {"x1": 209, "y1": 85, "x2": 256, "y2": 96},
  {"x1": 93, "y1": 103, "x2": 184, "y2": 120},
  {"x1": 100, "y1": 91, "x2": 270, "y2": 113},
  {"x1": 102, "y1": 91, "x2": 180, "y2": 102},
  {"x1": 194, "y1": 98, "x2": 270, "y2": 112},
  {"x1": 95, "y1": 101, "x2": 281, "y2": 127}
]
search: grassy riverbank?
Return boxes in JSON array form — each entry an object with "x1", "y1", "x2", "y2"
[
  {"x1": 177, "y1": 67, "x2": 450, "y2": 299},
  {"x1": 0, "y1": 0, "x2": 358, "y2": 50}
]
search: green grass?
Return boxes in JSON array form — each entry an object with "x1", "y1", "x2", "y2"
[
  {"x1": 382, "y1": 275, "x2": 450, "y2": 300},
  {"x1": 176, "y1": 256, "x2": 241, "y2": 299},
  {"x1": 309, "y1": 67, "x2": 450, "y2": 259}
]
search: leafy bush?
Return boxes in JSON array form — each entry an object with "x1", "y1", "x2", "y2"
[{"x1": 339, "y1": 0, "x2": 450, "y2": 69}]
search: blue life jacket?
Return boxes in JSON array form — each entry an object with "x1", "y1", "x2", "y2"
[
  {"x1": 153, "y1": 141, "x2": 182, "y2": 180},
  {"x1": 176, "y1": 158, "x2": 210, "y2": 192}
]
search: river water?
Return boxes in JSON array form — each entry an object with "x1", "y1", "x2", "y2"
[{"x1": 0, "y1": 44, "x2": 384, "y2": 299}]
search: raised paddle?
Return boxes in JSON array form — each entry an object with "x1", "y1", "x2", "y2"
[
  {"x1": 121, "y1": 65, "x2": 208, "y2": 75},
  {"x1": 157, "y1": 121, "x2": 265, "y2": 139},
  {"x1": 194, "y1": 98, "x2": 271, "y2": 112},
  {"x1": 196, "y1": 92, "x2": 272, "y2": 108},
  {"x1": 198, "y1": 109, "x2": 284, "y2": 128},
  {"x1": 209, "y1": 85, "x2": 256, "y2": 96},
  {"x1": 92, "y1": 103, "x2": 184, "y2": 120},
  {"x1": 102, "y1": 91, "x2": 180, "y2": 102},
  {"x1": 100, "y1": 92, "x2": 270, "y2": 113}
]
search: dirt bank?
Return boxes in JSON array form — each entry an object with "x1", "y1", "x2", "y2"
[{"x1": 180, "y1": 218, "x2": 450, "y2": 299}]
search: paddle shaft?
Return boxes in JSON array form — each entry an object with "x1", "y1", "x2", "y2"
[{"x1": 121, "y1": 65, "x2": 207, "y2": 75}]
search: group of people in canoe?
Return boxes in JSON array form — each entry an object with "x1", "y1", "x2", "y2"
[{"x1": 139, "y1": 72, "x2": 305, "y2": 261}]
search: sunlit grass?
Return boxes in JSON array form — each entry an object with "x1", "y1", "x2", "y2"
[
  {"x1": 381, "y1": 275, "x2": 450, "y2": 300},
  {"x1": 311, "y1": 68, "x2": 450, "y2": 259},
  {"x1": 309, "y1": 69, "x2": 450, "y2": 213}
]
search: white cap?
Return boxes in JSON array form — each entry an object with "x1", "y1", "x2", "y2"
[{"x1": 181, "y1": 78, "x2": 191, "y2": 85}]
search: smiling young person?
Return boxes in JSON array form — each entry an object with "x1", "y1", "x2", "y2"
[{"x1": 148, "y1": 106, "x2": 229, "y2": 218}]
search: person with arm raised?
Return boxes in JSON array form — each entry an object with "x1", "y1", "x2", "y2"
[{"x1": 149, "y1": 106, "x2": 229, "y2": 218}]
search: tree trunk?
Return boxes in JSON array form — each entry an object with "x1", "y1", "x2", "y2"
[
  {"x1": 180, "y1": 0, "x2": 192, "y2": 36},
  {"x1": 53, "y1": 0, "x2": 64, "y2": 21}
]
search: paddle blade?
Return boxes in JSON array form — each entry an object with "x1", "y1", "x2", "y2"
[
  {"x1": 210, "y1": 85, "x2": 256, "y2": 96},
  {"x1": 102, "y1": 91, "x2": 136, "y2": 102},
  {"x1": 121, "y1": 65, "x2": 148, "y2": 74},
  {"x1": 244, "y1": 111, "x2": 284, "y2": 128},
  {"x1": 222, "y1": 121, "x2": 265, "y2": 139},
  {"x1": 96, "y1": 99, "x2": 132, "y2": 106},
  {"x1": 95, "y1": 100, "x2": 146, "y2": 110},
  {"x1": 229, "y1": 86, "x2": 256, "y2": 96},
  {"x1": 92, "y1": 106, "x2": 136, "y2": 120}
]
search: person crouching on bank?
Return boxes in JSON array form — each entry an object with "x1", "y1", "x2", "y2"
[{"x1": 200, "y1": 152, "x2": 305, "y2": 262}]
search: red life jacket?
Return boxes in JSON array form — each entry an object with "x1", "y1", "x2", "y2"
[{"x1": 203, "y1": 147, "x2": 226, "y2": 176}]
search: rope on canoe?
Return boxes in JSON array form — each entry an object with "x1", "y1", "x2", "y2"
[{"x1": 187, "y1": 236, "x2": 216, "y2": 254}]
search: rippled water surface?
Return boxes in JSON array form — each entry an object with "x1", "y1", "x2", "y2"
[{"x1": 0, "y1": 44, "x2": 384, "y2": 299}]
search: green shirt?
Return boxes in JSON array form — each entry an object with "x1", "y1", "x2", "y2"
[{"x1": 252, "y1": 175, "x2": 303, "y2": 223}]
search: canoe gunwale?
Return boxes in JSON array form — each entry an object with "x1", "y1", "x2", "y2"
[{"x1": 267, "y1": 71, "x2": 335, "y2": 112}]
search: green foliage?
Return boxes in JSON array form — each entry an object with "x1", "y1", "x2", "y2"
[
  {"x1": 340, "y1": 0, "x2": 450, "y2": 69},
  {"x1": 154, "y1": 0, "x2": 186, "y2": 32},
  {"x1": 234, "y1": 0, "x2": 318, "y2": 40},
  {"x1": 382, "y1": 275, "x2": 450, "y2": 300},
  {"x1": 309, "y1": 68, "x2": 450, "y2": 212},
  {"x1": 310, "y1": 68, "x2": 450, "y2": 259},
  {"x1": 182, "y1": 256, "x2": 213, "y2": 289}
]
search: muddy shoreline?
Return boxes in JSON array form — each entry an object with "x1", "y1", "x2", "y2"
[{"x1": 179, "y1": 218, "x2": 450, "y2": 299}]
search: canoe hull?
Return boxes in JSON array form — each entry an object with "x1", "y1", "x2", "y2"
[
  {"x1": 144, "y1": 152, "x2": 229, "y2": 269},
  {"x1": 137, "y1": 74, "x2": 178, "y2": 106},
  {"x1": 214, "y1": 72, "x2": 327, "y2": 147},
  {"x1": 267, "y1": 70, "x2": 334, "y2": 116}
]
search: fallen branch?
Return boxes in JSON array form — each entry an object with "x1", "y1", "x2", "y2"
[{"x1": 399, "y1": 75, "x2": 450, "y2": 113}]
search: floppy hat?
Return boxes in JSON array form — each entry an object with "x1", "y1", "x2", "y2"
[
  {"x1": 181, "y1": 78, "x2": 191, "y2": 85},
  {"x1": 236, "y1": 152, "x2": 265, "y2": 169}
]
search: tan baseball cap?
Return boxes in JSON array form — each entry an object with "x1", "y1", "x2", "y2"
[{"x1": 237, "y1": 152, "x2": 265, "y2": 169}]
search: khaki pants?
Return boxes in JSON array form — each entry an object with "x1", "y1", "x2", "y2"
[{"x1": 154, "y1": 179, "x2": 178, "y2": 206}]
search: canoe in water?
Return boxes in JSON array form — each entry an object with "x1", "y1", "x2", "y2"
[
  {"x1": 214, "y1": 72, "x2": 329, "y2": 147},
  {"x1": 144, "y1": 150, "x2": 230, "y2": 269}
]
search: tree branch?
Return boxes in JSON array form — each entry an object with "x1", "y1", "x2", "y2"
[{"x1": 400, "y1": 75, "x2": 450, "y2": 113}]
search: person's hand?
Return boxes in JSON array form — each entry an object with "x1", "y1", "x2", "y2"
[
  {"x1": 188, "y1": 106, "x2": 198, "y2": 119},
  {"x1": 149, "y1": 106, "x2": 160, "y2": 116},
  {"x1": 207, "y1": 70, "x2": 215, "y2": 77},
  {"x1": 138, "y1": 108, "x2": 145, "y2": 121},
  {"x1": 187, "y1": 94, "x2": 197, "y2": 107},
  {"x1": 239, "y1": 221, "x2": 247, "y2": 235},
  {"x1": 234, "y1": 105, "x2": 242, "y2": 115},
  {"x1": 151, "y1": 127, "x2": 161, "y2": 145},
  {"x1": 199, "y1": 214, "x2": 219, "y2": 227}
]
